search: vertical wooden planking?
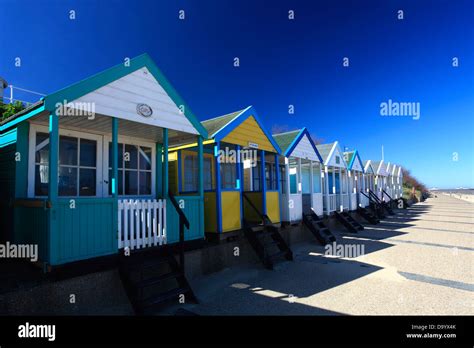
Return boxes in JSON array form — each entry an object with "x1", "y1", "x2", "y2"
[
  {"x1": 135, "y1": 200, "x2": 140, "y2": 249},
  {"x1": 162, "y1": 199, "x2": 167, "y2": 244},
  {"x1": 158, "y1": 199, "x2": 162, "y2": 245},
  {"x1": 118, "y1": 201, "x2": 123, "y2": 249},
  {"x1": 124, "y1": 200, "x2": 129, "y2": 249},
  {"x1": 146, "y1": 199, "x2": 151, "y2": 247},
  {"x1": 141, "y1": 200, "x2": 146, "y2": 247},
  {"x1": 153, "y1": 199, "x2": 158, "y2": 246}
]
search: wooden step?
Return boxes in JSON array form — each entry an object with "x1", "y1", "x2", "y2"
[
  {"x1": 140, "y1": 287, "x2": 190, "y2": 309},
  {"x1": 134, "y1": 271, "x2": 181, "y2": 289}
]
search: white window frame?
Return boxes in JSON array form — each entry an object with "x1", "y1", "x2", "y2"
[
  {"x1": 103, "y1": 135, "x2": 156, "y2": 198},
  {"x1": 28, "y1": 123, "x2": 103, "y2": 198}
]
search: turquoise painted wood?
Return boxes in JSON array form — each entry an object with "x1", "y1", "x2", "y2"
[
  {"x1": 156, "y1": 143, "x2": 163, "y2": 197},
  {"x1": 51, "y1": 198, "x2": 117, "y2": 265},
  {"x1": 14, "y1": 205, "x2": 49, "y2": 262},
  {"x1": 15, "y1": 122, "x2": 29, "y2": 198},
  {"x1": 166, "y1": 196, "x2": 204, "y2": 243},
  {"x1": 163, "y1": 128, "x2": 168, "y2": 198},
  {"x1": 0, "y1": 144, "x2": 16, "y2": 240},
  {"x1": 48, "y1": 112, "x2": 59, "y2": 265}
]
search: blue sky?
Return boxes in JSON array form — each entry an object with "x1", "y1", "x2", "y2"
[{"x1": 1, "y1": 0, "x2": 473, "y2": 188}]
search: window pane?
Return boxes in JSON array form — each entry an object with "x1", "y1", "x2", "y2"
[
  {"x1": 59, "y1": 136, "x2": 78, "y2": 166},
  {"x1": 118, "y1": 170, "x2": 123, "y2": 195},
  {"x1": 252, "y1": 161, "x2": 260, "y2": 191},
  {"x1": 80, "y1": 139, "x2": 96, "y2": 167},
  {"x1": 35, "y1": 133, "x2": 49, "y2": 164},
  {"x1": 265, "y1": 163, "x2": 271, "y2": 189},
  {"x1": 125, "y1": 170, "x2": 138, "y2": 195},
  {"x1": 59, "y1": 166, "x2": 78, "y2": 196},
  {"x1": 221, "y1": 162, "x2": 236, "y2": 189},
  {"x1": 139, "y1": 146, "x2": 152, "y2": 170},
  {"x1": 139, "y1": 172, "x2": 152, "y2": 195},
  {"x1": 183, "y1": 154, "x2": 197, "y2": 192},
  {"x1": 204, "y1": 157, "x2": 213, "y2": 190},
  {"x1": 108, "y1": 142, "x2": 124, "y2": 169},
  {"x1": 279, "y1": 165, "x2": 286, "y2": 194},
  {"x1": 35, "y1": 164, "x2": 49, "y2": 196},
  {"x1": 289, "y1": 173, "x2": 298, "y2": 194},
  {"x1": 301, "y1": 165, "x2": 310, "y2": 194},
  {"x1": 313, "y1": 165, "x2": 321, "y2": 193},
  {"x1": 124, "y1": 145, "x2": 138, "y2": 169},
  {"x1": 79, "y1": 168, "x2": 96, "y2": 196}
]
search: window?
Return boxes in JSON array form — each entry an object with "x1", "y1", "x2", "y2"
[
  {"x1": 30, "y1": 127, "x2": 101, "y2": 198},
  {"x1": 335, "y1": 172, "x2": 341, "y2": 194},
  {"x1": 57, "y1": 136, "x2": 97, "y2": 196},
  {"x1": 313, "y1": 163, "x2": 321, "y2": 193},
  {"x1": 279, "y1": 164, "x2": 286, "y2": 194},
  {"x1": 203, "y1": 155, "x2": 214, "y2": 190},
  {"x1": 34, "y1": 132, "x2": 49, "y2": 196},
  {"x1": 265, "y1": 163, "x2": 277, "y2": 190},
  {"x1": 301, "y1": 164, "x2": 310, "y2": 194},
  {"x1": 335, "y1": 156, "x2": 340, "y2": 164},
  {"x1": 221, "y1": 162, "x2": 236, "y2": 189},
  {"x1": 183, "y1": 153, "x2": 198, "y2": 192},
  {"x1": 252, "y1": 161, "x2": 261, "y2": 191},
  {"x1": 289, "y1": 166, "x2": 298, "y2": 194},
  {"x1": 109, "y1": 142, "x2": 152, "y2": 196}
]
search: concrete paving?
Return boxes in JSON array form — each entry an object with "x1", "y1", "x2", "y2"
[{"x1": 184, "y1": 195, "x2": 473, "y2": 315}]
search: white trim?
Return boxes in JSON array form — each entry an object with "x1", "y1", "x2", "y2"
[
  {"x1": 325, "y1": 141, "x2": 348, "y2": 168},
  {"x1": 28, "y1": 123, "x2": 103, "y2": 198}
]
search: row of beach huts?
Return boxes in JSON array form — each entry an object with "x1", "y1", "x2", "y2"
[{"x1": 0, "y1": 54, "x2": 405, "y2": 313}]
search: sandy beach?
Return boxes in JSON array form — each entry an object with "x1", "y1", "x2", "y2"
[{"x1": 441, "y1": 192, "x2": 474, "y2": 204}]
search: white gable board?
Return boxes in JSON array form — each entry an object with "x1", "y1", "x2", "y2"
[
  {"x1": 364, "y1": 161, "x2": 374, "y2": 174},
  {"x1": 326, "y1": 143, "x2": 347, "y2": 168},
  {"x1": 377, "y1": 161, "x2": 389, "y2": 177},
  {"x1": 351, "y1": 154, "x2": 363, "y2": 172},
  {"x1": 72, "y1": 67, "x2": 199, "y2": 134},
  {"x1": 289, "y1": 133, "x2": 320, "y2": 162}
]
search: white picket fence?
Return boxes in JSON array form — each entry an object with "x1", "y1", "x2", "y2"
[{"x1": 118, "y1": 199, "x2": 167, "y2": 250}]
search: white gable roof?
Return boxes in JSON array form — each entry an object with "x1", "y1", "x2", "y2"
[
  {"x1": 73, "y1": 67, "x2": 199, "y2": 134},
  {"x1": 289, "y1": 133, "x2": 321, "y2": 162},
  {"x1": 376, "y1": 161, "x2": 389, "y2": 177},
  {"x1": 326, "y1": 142, "x2": 347, "y2": 168},
  {"x1": 351, "y1": 157, "x2": 363, "y2": 172}
]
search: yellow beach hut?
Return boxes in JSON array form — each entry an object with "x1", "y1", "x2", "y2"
[{"x1": 168, "y1": 106, "x2": 282, "y2": 242}]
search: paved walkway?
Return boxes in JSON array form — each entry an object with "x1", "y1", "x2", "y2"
[{"x1": 187, "y1": 196, "x2": 473, "y2": 315}]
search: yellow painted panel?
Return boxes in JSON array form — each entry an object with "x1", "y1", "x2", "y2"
[
  {"x1": 204, "y1": 191, "x2": 217, "y2": 233},
  {"x1": 243, "y1": 192, "x2": 263, "y2": 222},
  {"x1": 266, "y1": 191, "x2": 281, "y2": 223},
  {"x1": 221, "y1": 191, "x2": 242, "y2": 232},
  {"x1": 168, "y1": 160, "x2": 178, "y2": 195},
  {"x1": 222, "y1": 116, "x2": 276, "y2": 153}
]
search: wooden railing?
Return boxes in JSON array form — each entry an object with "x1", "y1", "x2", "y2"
[
  {"x1": 168, "y1": 191, "x2": 190, "y2": 273},
  {"x1": 118, "y1": 199, "x2": 167, "y2": 250}
]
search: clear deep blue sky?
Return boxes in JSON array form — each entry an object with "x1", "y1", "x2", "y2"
[{"x1": 1, "y1": 0, "x2": 473, "y2": 188}]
